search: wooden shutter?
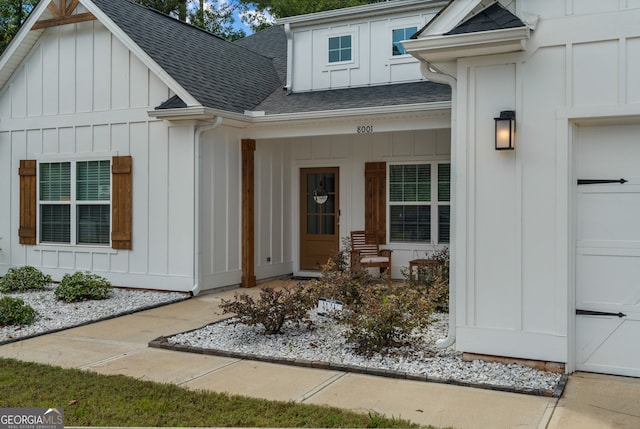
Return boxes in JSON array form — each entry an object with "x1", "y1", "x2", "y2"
[
  {"x1": 19, "y1": 160, "x2": 37, "y2": 245},
  {"x1": 111, "y1": 156, "x2": 132, "y2": 250},
  {"x1": 364, "y1": 162, "x2": 386, "y2": 244}
]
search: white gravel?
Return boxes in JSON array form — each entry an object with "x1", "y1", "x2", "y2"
[
  {"x1": 0, "y1": 285, "x2": 187, "y2": 342},
  {"x1": 1, "y1": 286, "x2": 564, "y2": 395},
  {"x1": 166, "y1": 311, "x2": 564, "y2": 395}
]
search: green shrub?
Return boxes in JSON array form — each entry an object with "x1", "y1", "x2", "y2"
[
  {"x1": 339, "y1": 283, "x2": 432, "y2": 356},
  {"x1": 0, "y1": 266, "x2": 52, "y2": 293},
  {"x1": 405, "y1": 247, "x2": 450, "y2": 313},
  {"x1": 309, "y1": 259, "x2": 376, "y2": 309},
  {"x1": 0, "y1": 297, "x2": 38, "y2": 327},
  {"x1": 54, "y1": 272, "x2": 112, "y2": 303},
  {"x1": 220, "y1": 283, "x2": 316, "y2": 335}
]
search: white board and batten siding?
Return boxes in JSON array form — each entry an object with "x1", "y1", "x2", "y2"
[
  {"x1": 0, "y1": 20, "x2": 197, "y2": 291},
  {"x1": 453, "y1": 0, "x2": 640, "y2": 371},
  {"x1": 290, "y1": 9, "x2": 439, "y2": 92},
  {"x1": 255, "y1": 127, "x2": 451, "y2": 279}
]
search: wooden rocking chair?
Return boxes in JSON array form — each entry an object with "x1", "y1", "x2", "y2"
[{"x1": 350, "y1": 230, "x2": 392, "y2": 283}]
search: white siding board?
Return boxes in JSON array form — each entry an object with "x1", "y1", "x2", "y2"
[
  {"x1": 148, "y1": 121, "x2": 169, "y2": 275},
  {"x1": 75, "y1": 126, "x2": 92, "y2": 153},
  {"x1": 627, "y1": 37, "x2": 640, "y2": 104},
  {"x1": 168, "y1": 126, "x2": 194, "y2": 276},
  {"x1": 59, "y1": 127, "x2": 74, "y2": 153},
  {"x1": 0, "y1": 132, "x2": 10, "y2": 267},
  {"x1": 11, "y1": 65, "x2": 27, "y2": 118},
  {"x1": 76, "y1": 21, "x2": 94, "y2": 113},
  {"x1": 75, "y1": 253, "x2": 91, "y2": 271},
  {"x1": 27, "y1": 47, "x2": 43, "y2": 117},
  {"x1": 42, "y1": 128, "x2": 58, "y2": 154},
  {"x1": 93, "y1": 25, "x2": 111, "y2": 111},
  {"x1": 42, "y1": 31, "x2": 59, "y2": 116},
  {"x1": 111, "y1": 123, "x2": 129, "y2": 154},
  {"x1": 111, "y1": 38, "x2": 130, "y2": 110},
  {"x1": 130, "y1": 55, "x2": 149, "y2": 108},
  {"x1": 371, "y1": 132, "x2": 391, "y2": 158},
  {"x1": 521, "y1": 46, "x2": 566, "y2": 334},
  {"x1": 472, "y1": 64, "x2": 518, "y2": 330},
  {"x1": 148, "y1": 72, "x2": 169, "y2": 108},
  {"x1": 26, "y1": 129, "x2": 42, "y2": 156},
  {"x1": 93, "y1": 124, "x2": 110, "y2": 153},
  {"x1": 572, "y1": 40, "x2": 618, "y2": 107},
  {"x1": 129, "y1": 122, "x2": 149, "y2": 274},
  {"x1": 59, "y1": 25, "x2": 76, "y2": 114}
]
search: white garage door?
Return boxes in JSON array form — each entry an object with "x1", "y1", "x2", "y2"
[{"x1": 575, "y1": 123, "x2": 640, "y2": 377}]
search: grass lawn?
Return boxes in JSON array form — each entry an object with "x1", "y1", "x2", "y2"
[{"x1": 0, "y1": 358, "x2": 430, "y2": 428}]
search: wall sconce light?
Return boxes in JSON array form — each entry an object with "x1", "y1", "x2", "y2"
[{"x1": 494, "y1": 110, "x2": 516, "y2": 150}]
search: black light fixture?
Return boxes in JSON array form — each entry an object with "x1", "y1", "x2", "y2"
[{"x1": 494, "y1": 110, "x2": 516, "y2": 150}]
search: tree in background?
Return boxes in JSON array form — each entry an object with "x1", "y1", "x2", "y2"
[
  {"x1": 0, "y1": 0, "x2": 384, "y2": 55},
  {"x1": 0, "y1": 0, "x2": 39, "y2": 54},
  {"x1": 238, "y1": 0, "x2": 385, "y2": 19}
]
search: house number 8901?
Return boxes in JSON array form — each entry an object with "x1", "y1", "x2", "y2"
[{"x1": 357, "y1": 125, "x2": 374, "y2": 134}]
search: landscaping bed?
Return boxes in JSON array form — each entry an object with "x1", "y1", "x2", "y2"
[{"x1": 153, "y1": 310, "x2": 567, "y2": 397}]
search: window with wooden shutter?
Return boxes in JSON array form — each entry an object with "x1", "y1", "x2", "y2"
[
  {"x1": 364, "y1": 162, "x2": 386, "y2": 244},
  {"x1": 388, "y1": 162, "x2": 450, "y2": 244},
  {"x1": 111, "y1": 156, "x2": 132, "y2": 250},
  {"x1": 19, "y1": 160, "x2": 37, "y2": 245}
]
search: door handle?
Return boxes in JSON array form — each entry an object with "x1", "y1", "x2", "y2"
[{"x1": 576, "y1": 309, "x2": 627, "y2": 318}]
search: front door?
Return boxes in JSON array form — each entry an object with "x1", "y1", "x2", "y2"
[
  {"x1": 300, "y1": 168, "x2": 340, "y2": 270},
  {"x1": 575, "y1": 123, "x2": 640, "y2": 377}
]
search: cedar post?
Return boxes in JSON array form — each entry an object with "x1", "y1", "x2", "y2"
[{"x1": 241, "y1": 139, "x2": 256, "y2": 288}]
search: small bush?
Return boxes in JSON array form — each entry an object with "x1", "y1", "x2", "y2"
[
  {"x1": 405, "y1": 247, "x2": 450, "y2": 313},
  {"x1": 0, "y1": 296, "x2": 38, "y2": 327},
  {"x1": 309, "y1": 259, "x2": 376, "y2": 309},
  {"x1": 339, "y1": 283, "x2": 432, "y2": 355},
  {"x1": 0, "y1": 266, "x2": 52, "y2": 293},
  {"x1": 54, "y1": 272, "x2": 112, "y2": 303},
  {"x1": 220, "y1": 283, "x2": 316, "y2": 335}
]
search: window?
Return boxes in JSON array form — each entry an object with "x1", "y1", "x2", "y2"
[
  {"x1": 389, "y1": 163, "x2": 450, "y2": 243},
  {"x1": 392, "y1": 27, "x2": 417, "y2": 56},
  {"x1": 328, "y1": 35, "x2": 352, "y2": 63},
  {"x1": 39, "y1": 160, "x2": 111, "y2": 245}
]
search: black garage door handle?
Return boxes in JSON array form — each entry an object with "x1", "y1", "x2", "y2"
[
  {"x1": 577, "y1": 178, "x2": 628, "y2": 185},
  {"x1": 576, "y1": 309, "x2": 627, "y2": 318}
]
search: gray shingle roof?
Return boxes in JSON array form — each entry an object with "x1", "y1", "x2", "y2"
[
  {"x1": 91, "y1": 0, "x2": 282, "y2": 113},
  {"x1": 89, "y1": 0, "x2": 451, "y2": 117},
  {"x1": 254, "y1": 81, "x2": 451, "y2": 115},
  {"x1": 445, "y1": 3, "x2": 525, "y2": 35},
  {"x1": 234, "y1": 25, "x2": 288, "y2": 85}
]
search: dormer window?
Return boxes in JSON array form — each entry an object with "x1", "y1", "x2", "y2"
[
  {"x1": 392, "y1": 27, "x2": 417, "y2": 56},
  {"x1": 328, "y1": 35, "x2": 352, "y2": 63}
]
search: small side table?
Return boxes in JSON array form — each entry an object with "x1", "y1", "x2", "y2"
[{"x1": 408, "y1": 258, "x2": 439, "y2": 280}]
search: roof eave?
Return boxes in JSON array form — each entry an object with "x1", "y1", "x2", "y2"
[
  {"x1": 404, "y1": 26, "x2": 530, "y2": 63},
  {"x1": 247, "y1": 101, "x2": 452, "y2": 123},
  {"x1": 277, "y1": 0, "x2": 448, "y2": 28}
]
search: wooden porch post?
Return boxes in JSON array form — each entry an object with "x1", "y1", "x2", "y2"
[{"x1": 241, "y1": 139, "x2": 256, "y2": 288}]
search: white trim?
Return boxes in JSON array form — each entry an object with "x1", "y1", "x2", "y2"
[
  {"x1": 404, "y1": 27, "x2": 530, "y2": 63},
  {"x1": 277, "y1": 0, "x2": 448, "y2": 28},
  {"x1": 326, "y1": 32, "x2": 357, "y2": 67}
]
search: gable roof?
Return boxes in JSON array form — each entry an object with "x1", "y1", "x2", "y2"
[
  {"x1": 89, "y1": 0, "x2": 282, "y2": 114},
  {"x1": 445, "y1": 2, "x2": 525, "y2": 35}
]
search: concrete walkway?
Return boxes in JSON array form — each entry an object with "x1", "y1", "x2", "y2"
[{"x1": 1, "y1": 285, "x2": 639, "y2": 429}]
